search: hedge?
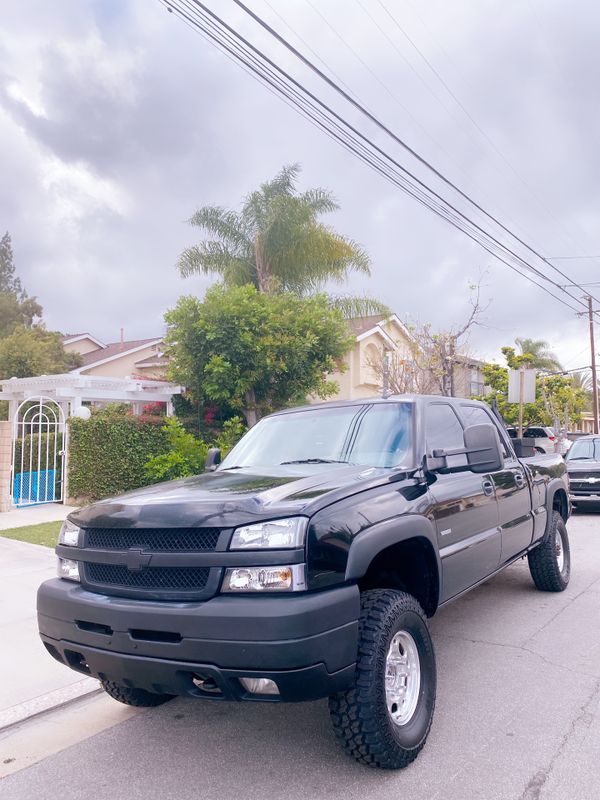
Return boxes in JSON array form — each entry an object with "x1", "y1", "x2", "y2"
[{"x1": 68, "y1": 410, "x2": 170, "y2": 502}]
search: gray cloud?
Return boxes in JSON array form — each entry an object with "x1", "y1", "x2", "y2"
[{"x1": 0, "y1": 0, "x2": 598, "y2": 371}]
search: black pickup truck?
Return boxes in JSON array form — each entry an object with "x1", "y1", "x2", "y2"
[{"x1": 38, "y1": 395, "x2": 571, "y2": 769}]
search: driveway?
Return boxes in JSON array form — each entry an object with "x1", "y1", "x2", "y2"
[{"x1": 1, "y1": 512, "x2": 599, "y2": 800}]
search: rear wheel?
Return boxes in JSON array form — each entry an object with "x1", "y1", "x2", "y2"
[
  {"x1": 101, "y1": 680, "x2": 174, "y2": 707},
  {"x1": 328, "y1": 589, "x2": 436, "y2": 769},
  {"x1": 527, "y1": 511, "x2": 571, "y2": 592}
]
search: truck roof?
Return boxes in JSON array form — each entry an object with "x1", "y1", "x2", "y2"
[{"x1": 270, "y1": 394, "x2": 489, "y2": 417}]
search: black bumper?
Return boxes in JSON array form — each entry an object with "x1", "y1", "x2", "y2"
[{"x1": 37, "y1": 579, "x2": 359, "y2": 702}]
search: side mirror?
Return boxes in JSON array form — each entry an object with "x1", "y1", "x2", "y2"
[
  {"x1": 426, "y1": 423, "x2": 504, "y2": 474},
  {"x1": 205, "y1": 447, "x2": 221, "y2": 472},
  {"x1": 463, "y1": 423, "x2": 504, "y2": 473}
]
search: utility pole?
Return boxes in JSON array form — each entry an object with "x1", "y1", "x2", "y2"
[{"x1": 587, "y1": 295, "x2": 599, "y2": 434}]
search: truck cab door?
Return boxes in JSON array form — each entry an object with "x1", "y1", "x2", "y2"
[
  {"x1": 458, "y1": 403, "x2": 534, "y2": 564},
  {"x1": 425, "y1": 402, "x2": 501, "y2": 602}
]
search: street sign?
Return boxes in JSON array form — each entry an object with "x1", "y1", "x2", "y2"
[{"x1": 508, "y1": 369, "x2": 536, "y2": 404}]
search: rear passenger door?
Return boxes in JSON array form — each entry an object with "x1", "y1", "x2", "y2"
[
  {"x1": 425, "y1": 402, "x2": 501, "y2": 602},
  {"x1": 459, "y1": 404, "x2": 534, "y2": 563}
]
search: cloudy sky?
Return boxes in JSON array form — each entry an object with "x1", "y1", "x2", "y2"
[{"x1": 1, "y1": 0, "x2": 599, "y2": 371}]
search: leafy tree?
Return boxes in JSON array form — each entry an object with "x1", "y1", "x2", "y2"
[
  {"x1": 165, "y1": 284, "x2": 353, "y2": 426},
  {"x1": 0, "y1": 232, "x2": 21, "y2": 296},
  {"x1": 0, "y1": 233, "x2": 43, "y2": 337},
  {"x1": 0, "y1": 326, "x2": 81, "y2": 379},
  {"x1": 178, "y1": 164, "x2": 371, "y2": 296},
  {"x1": 0, "y1": 292, "x2": 43, "y2": 338},
  {"x1": 515, "y1": 337, "x2": 562, "y2": 373},
  {"x1": 479, "y1": 346, "x2": 586, "y2": 429}
]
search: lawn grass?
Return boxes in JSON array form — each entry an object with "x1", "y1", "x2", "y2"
[{"x1": 0, "y1": 521, "x2": 62, "y2": 548}]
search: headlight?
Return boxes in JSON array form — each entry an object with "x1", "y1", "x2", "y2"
[
  {"x1": 57, "y1": 558, "x2": 80, "y2": 582},
  {"x1": 222, "y1": 564, "x2": 306, "y2": 592},
  {"x1": 58, "y1": 520, "x2": 80, "y2": 547},
  {"x1": 229, "y1": 517, "x2": 307, "y2": 550}
]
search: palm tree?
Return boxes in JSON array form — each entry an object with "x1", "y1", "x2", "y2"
[
  {"x1": 178, "y1": 164, "x2": 372, "y2": 296},
  {"x1": 515, "y1": 337, "x2": 563, "y2": 373}
]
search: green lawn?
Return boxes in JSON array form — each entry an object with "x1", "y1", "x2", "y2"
[{"x1": 0, "y1": 521, "x2": 62, "y2": 548}]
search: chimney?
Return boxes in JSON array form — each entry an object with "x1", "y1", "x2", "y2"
[{"x1": 120, "y1": 327, "x2": 124, "y2": 350}]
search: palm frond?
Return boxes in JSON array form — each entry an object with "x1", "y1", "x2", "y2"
[
  {"x1": 300, "y1": 188, "x2": 339, "y2": 214},
  {"x1": 329, "y1": 295, "x2": 392, "y2": 319},
  {"x1": 188, "y1": 207, "x2": 250, "y2": 251},
  {"x1": 177, "y1": 241, "x2": 254, "y2": 284}
]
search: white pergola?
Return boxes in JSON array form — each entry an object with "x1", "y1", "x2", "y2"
[{"x1": 0, "y1": 374, "x2": 184, "y2": 420}]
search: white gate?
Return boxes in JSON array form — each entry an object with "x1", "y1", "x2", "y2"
[{"x1": 11, "y1": 397, "x2": 67, "y2": 507}]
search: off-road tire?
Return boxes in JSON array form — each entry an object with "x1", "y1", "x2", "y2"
[
  {"x1": 101, "y1": 680, "x2": 174, "y2": 707},
  {"x1": 328, "y1": 589, "x2": 436, "y2": 770},
  {"x1": 527, "y1": 510, "x2": 571, "y2": 592}
]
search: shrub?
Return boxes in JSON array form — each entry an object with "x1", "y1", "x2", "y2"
[
  {"x1": 214, "y1": 416, "x2": 247, "y2": 456},
  {"x1": 68, "y1": 407, "x2": 169, "y2": 502},
  {"x1": 145, "y1": 418, "x2": 208, "y2": 483}
]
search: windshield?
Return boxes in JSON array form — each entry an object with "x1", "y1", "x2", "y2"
[
  {"x1": 566, "y1": 438, "x2": 600, "y2": 461},
  {"x1": 220, "y1": 403, "x2": 414, "y2": 470}
]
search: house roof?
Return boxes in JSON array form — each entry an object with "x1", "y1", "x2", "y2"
[
  {"x1": 61, "y1": 332, "x2": 106, "y2": 348},
  {"x1": 135, "y1": 354, "x2": 169, "y2": 368},
  {"x1": 347, "y1": 315, "x2": 386, "y2": 337},
  {"x1": 71, "y1": 337, "x2": 163, "y2": 372}
]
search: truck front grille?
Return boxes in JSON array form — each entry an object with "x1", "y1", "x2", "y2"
[
  {"x1": 78, "y1": 526, "x2": 225, "y2": 600},
  {"x1": 84, "y1": 527, "x2": 221, "y2": 552},
  {"x1": 84, "y1": 563, "x2": 211, "y2": 592}
]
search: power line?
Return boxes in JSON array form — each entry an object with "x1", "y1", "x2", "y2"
[
  {"x1": 228, "y1": 0, "x2": 600, "y2": 314},
  {"x1": 161, "y1": 0, "x2": 591, "y2": 318},
  {"x1": 397, "y1": 0, "x2": 595, "y2": 260}
]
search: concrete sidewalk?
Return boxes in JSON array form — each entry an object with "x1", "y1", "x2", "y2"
[
  {"x1": 0, "y1": 537, "x2": 98, "y2": 731},
  {"x1": 0, "y1": 503, "x2": 77, "y2": 531}
]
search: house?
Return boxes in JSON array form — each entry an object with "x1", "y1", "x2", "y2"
[
  {"x1": 62, "y1": 333, "x2": 167, "y2": 380},
  {"x1": 324, "y1": 314, "x2": 487, "y2": 402}
]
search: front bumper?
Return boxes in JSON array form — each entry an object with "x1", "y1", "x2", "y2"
[
  {"x1": 37, "y1": 579, "x2": 359, "y2": 702},
  {"x1": 569, "y1": 492, "x2": 600, "y2": 504}
]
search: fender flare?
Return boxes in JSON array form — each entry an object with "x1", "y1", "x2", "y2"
[
  {"x1": 344, "y1": 515, "x2": 442, "y2": 606},
  {"x1": 545, "y1": 478, "x2": 569, "y2": 524}
]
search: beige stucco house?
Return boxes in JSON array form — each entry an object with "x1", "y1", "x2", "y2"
[
  {"x1": 325, "y1": 314, "x2": 486, "y2": 402},
  {"x1": 62, "y1": 334, "x2": 168, "y2": 380}
]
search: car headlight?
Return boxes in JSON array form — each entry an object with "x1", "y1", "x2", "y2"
[
  {"x1": 222, "y1": 564, "x2": 306, "y2": 592},
  {"x1": 229, "y1": 517, "x2": 308, "y2": 550},
  {"x1": 58, "y1": 520, "x2": 81, "y2": 547},
  {"x1": 57, "y1": 558, "x2": 80, "y2": 582}
]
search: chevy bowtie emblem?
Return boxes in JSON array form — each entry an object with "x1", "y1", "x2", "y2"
[{"x1": 125, "y1": 549, "x2": 152, "y2": 571}]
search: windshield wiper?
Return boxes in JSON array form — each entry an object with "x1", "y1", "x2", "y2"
[{"x1": 280, "y1": 458, "x2": 350, "y2": 465}]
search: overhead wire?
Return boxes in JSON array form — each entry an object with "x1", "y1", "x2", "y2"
[
  {"x1": 397, "y1": 0, "x2": 596, "y2": 260},
  {"x1": 227, "y1": 0, "x2": 600, "y2": 314},
  {"x1": 160, "y1": 0, "x2": 591, "y2": 318}
]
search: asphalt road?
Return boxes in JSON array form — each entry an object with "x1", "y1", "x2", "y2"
[{"x1": 2, "y1": 512, "x2": 599, "y2": 800}]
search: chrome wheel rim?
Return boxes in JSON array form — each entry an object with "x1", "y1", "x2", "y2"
[
  {"x1": 555, "y1": 529, "x2": 565, "y2": 573},
  {"x1": 385, "y1": 630, "x2": 421, "y2": 726}
]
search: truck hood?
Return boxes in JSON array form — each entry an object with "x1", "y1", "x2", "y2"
[
  {"x1": 566, "y1": 460, "x2": 600, "y2": 473},
  {"x1": 70, "y1": 464, "x2": 395, "y2": 529}
]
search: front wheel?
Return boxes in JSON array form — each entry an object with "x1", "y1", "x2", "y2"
[
  {"x1": 101, "y1": 680, "x2": 174, "y2": 707},
  {"x1": 527, "y1": 510, "x2": 571, "y2": 591},
  {"x1": 328, "y1": 589, "x2": 436, "y2": 769}
]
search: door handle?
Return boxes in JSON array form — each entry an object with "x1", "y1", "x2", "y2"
[
  {"x1": 514, "y1": 472, "x2": 525, "y2": 488},
  {"x1": 482, "y1": 479, "x2": 495, "y2": 496}
]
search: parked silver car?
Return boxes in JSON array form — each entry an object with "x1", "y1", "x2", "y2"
[{"x1": 565, "y1": 435, "x2": 600, "y2": 508}]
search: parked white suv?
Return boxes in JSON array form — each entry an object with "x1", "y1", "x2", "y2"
[{"x1": 506, "y1": 426, "x2": 558, "y2": 454}]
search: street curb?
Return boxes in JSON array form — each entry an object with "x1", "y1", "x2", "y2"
[{"x1": 0, "y1": 678, "x2": 101, "y2": 733}]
